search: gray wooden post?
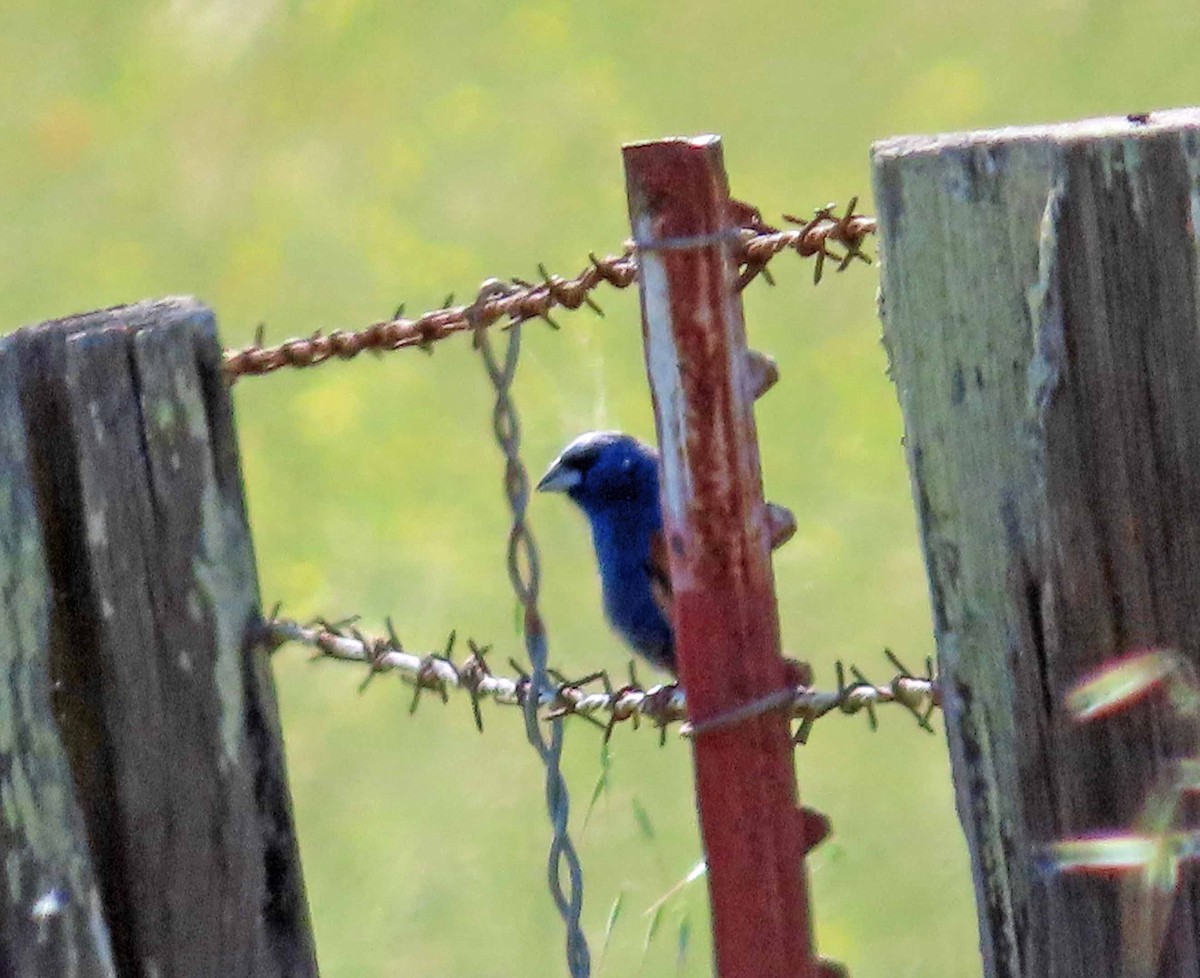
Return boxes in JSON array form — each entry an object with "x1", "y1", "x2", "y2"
[
  {"x1": 873, "y1": 109, "x2": 1200, "y2": 978},
  {"x1": 0, "y1": 299, "x2": 317, "y2": 977}
]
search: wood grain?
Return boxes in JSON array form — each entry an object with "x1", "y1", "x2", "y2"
[
  {"x1": 1, "y1": 298, "x2": 316, "y2": 978},
  {"x1": 874, "y1": 109, "x2": 1200, "y2": 978},
  {"x1": 0, "y1": 331, "x2": 117, "y2": 978}
]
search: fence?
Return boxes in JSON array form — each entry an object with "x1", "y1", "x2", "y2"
[
  {"x1": 874, "y1": 107, "x2": 1200, "y2": 978},
  {"x1": 0, "y1": 301, "x2": 315, "y2": 977},
  {"x1": 2, "y1": 112, "x2": 1199, "y2": 978}
]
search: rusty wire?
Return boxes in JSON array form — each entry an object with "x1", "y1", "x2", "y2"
[
  {"x1": 221, "y1": 200, "x2": 876, "y2": 381},
  {"x1": 265, "y1": 617, "x2": 941, "y2": 742}
]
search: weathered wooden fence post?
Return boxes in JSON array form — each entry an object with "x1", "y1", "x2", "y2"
[
  {"x1": 0, "y1": 299, "x2": 317, "y2": 977},
  {"x1": 873, "y1": 108, "x2": 1200, "y2": 977}
]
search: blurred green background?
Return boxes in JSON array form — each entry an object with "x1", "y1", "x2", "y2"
[{"x1": 4, "y1": 2, "x2": 1198, "y2": 976}]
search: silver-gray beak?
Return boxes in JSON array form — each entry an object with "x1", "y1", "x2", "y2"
[{"x1": 536, "y1": 461, "x2": 582, "y2": 493}]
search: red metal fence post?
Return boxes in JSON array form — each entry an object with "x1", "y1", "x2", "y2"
[{"x1": 623, "y1": 136, "x2": 828, "y2": 978}]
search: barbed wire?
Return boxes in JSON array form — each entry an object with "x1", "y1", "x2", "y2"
[
  {"x1": 221, "y1": 200, "x2": 876, "y2": 381},
  {"x1": 264, "y1": 616, "x2": 941, "y2": 744}
]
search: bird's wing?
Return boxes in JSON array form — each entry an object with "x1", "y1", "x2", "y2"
[{"x1": 646, "y1": 530, "x2": 673, "y2": 623}]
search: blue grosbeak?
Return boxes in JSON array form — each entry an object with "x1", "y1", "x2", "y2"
[{"x1": 537, "y1": 431, "x2": 676, "y2": 673}]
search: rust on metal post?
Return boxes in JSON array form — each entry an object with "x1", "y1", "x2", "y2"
[{"x1": 624, "y1": 135, "x2": 826, "y2": 978}]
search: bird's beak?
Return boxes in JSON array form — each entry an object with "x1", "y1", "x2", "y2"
[{"x1": 536, "y1": 459, "x2": 581, "y2": 493}]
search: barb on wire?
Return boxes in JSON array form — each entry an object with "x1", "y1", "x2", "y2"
[
  {"x1": 730, "y1": 197, "x2": 876, "y2": 289},
  {"x1": 265, "y1": 616, "x2": 940, "y2": 742},
  {"x1": 221, "y1": 199, "x2": 876, "y2": 381}
]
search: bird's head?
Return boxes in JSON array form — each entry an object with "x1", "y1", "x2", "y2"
[{"x1": 536, "y1": 431, "x2": 659, "y2": 512}]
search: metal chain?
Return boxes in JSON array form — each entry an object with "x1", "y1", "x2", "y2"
[{"x1": 473, "y1": 298, "x2": 591, "y2": 978}]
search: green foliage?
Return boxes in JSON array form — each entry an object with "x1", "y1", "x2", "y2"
[
  {"x1": 4, "y1": 2, "x2": 1200, "y2": 976},
  {"x1": 630, "y1": 797, "x2": 657, "y2": 843},
  {"x1": 584, "y1": 740, "x2": 613, "y2": 829},
  {"x1": 600, "y1": 891, "x2": 624, "y2": 964}
]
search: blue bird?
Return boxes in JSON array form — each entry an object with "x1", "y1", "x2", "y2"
[{"x1": 536, "y1": 431, "x2": 675, "y2": 673}]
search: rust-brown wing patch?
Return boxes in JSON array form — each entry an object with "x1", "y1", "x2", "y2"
[{"x1": 647, "y1": 530, "x2": 673, "y2": 623}]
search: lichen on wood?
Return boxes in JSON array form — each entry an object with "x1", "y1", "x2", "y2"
[
  {"x1": 0, "y1": 298, "x2": 316, "y2": 978},
  {"x1": 874, "y1": 108, "x2": 1200, "y2": 978}
]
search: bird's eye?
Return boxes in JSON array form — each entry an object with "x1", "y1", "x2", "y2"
[{"x1": 567, "y1": 447, "x2": 602, "y2": 473}]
